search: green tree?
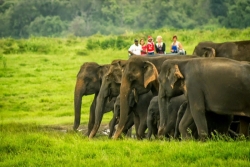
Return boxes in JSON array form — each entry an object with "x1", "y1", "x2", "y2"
[
  {"x1": 28, "y1": 16, "x2": 67, "y2": 37},
  {"x1": 8, "y1": 0, "x2": 40, "y2": 37},
  {"x1": 68, "y1": 16, "x2": 86, "y2": 36},
  {"x1": 222, "y1": 0, "x2": 250, "y2": 28}
]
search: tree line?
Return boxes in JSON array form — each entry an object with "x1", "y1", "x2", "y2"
[{"x1": 0, "y1": 0, "x2": 249, "y2": 38}]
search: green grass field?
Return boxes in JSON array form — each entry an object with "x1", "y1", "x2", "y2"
[{"x1": 1, "y1": 29, "x2": 250, "y2": 166}]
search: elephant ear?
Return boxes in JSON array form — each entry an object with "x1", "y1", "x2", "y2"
[
  {"x1": 109, "y1": 61, "x2": 125, "y2": 84},
  {"x1": 114, "y1": 62, "x2": 123, "y2": 83},
  {"x1": 202, "y1": 47, "x2": 216, "y2": 57},
  {"x1": 167, "y1": 64, "x2": 184, "y2": 89},
  {"x1": 116, "y1": 60, "x2": 127, "y2": 73},
  {"x1": 98, "y1": 65, "x2": 110, "y2": 79},
  {"x1": 144, "y1": 61, "x2": 159, "y2": 88}
]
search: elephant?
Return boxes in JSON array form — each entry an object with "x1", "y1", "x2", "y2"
[
  {"x1": 147, "y1": 96, "x2": 160, "y2": 139},
  {"x1": 109, "y1": 91, "x2": 153, "y2": 139},
  {"x1": 112, "y1": 55, "x2": 198, "y2": 139},
  {"x1": 73, "y1": 62, "x2": 115, "y2": 135},
  {"x1": 147, "y1": 95, "x2": 186, "y2": 139},
  {"x1": 174, "y1": 101, "x2": 233, "y2": 139},
  {"x1": 192, "y1": 40, "x2": 250, "y2": 61},
  {"x1": 89, "y1": 60, "x2": 127, "y2": 138},
  {"x1": 109, "y1": 95, "x2": 134, "y2": 138},
  {"x1": 132, "y1": 91, "x2": 154, "y2": 139},
  {"x1": 158, "y1": 57, "x2": 250, "y2": 139}
]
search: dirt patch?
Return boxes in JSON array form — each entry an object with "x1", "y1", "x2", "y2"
[{"x1": 41, "y1": 124, "x2": 112, "y2": 137}]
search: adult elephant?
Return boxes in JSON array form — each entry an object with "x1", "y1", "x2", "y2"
[
  {"x1": 89, "y1": 60, "x2": 127, "y2": 138},
  {"x1": 192, "y1": 40, "x2": 250, "y2": 61},
  {"x1": 73, "y1": 62, "x2": 115, "y2": 135},
  {"x1": 113, "y1": 55, "x2": 197, "y2": 139},
  {"x1": 158, "y1": 57, "x2": 250, "y2": 139}
]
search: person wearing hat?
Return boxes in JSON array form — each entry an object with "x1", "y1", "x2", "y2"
[
  {"x1": 146, "y1": 36, "x2": 155, "y2": 55},
  {"x1": 170, "y1": 35, "x2": 185, "y2": 54},
  {"x1": 128, "y1": 39, "x2": 142, "y2": 57}
]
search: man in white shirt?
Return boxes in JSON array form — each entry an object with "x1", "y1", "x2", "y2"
[{"x1": 128, "y1": 39, "x2": 142, "y2": 57}]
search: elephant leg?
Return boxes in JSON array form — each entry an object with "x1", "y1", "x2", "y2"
[
  {"x1": 108, "y1": 116, "x2": 118, "y2": 138},
  {"x1": 147, "y1": 113, "x2": 154, "y2": 139},
  {"x1": 179, "y1": 104, "x2": 195, "y2": 139},
  {"x1": 189, "y1": 122, "x2": 198, "y2": 139},
  {"x1": 126, "y1": 127, "x2": 132, "y2": 137},
  {"x1": 147, "y1": 119, "x2": 153, "y2": 139},
  {"x1": 124, "y1": 113, "x2": 134, "y2": 137},
  {"x1": 188, "y1": 93, "x2": 208, "y2": 140},
  {"x1": 239, "y1": 116, "x2": 250, "y2": 137},
  {"x1": 174, "y1": 102, "x2": 187, "y2": 139},
  {"x1": 87, "y1": 95, "x2": 97, "y2": 136},
  {"x1": 152, "y1": 123, "x2": 158, "y2": 139},
  {"x1": 138, "y1": 117, "x2": 147, "y2": 139},
  {"x1": 165, "y1": 120, "x2": 176, "y2": 138},
  {"x1": 133, "y1": 113, "x2": 140, "y2": 139}
]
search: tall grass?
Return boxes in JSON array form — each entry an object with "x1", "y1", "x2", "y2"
[{"x1": 0, "y1": 28, "x2": 250, "y2": 166}]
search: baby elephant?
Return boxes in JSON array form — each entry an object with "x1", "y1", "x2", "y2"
[
  {"x1": 109, "y1": 95, "x2": 134, "y2": 138},
  {"x1": 147, "y1": 95, "x2": 186, "y2": 139},
  {"x1": 147, "y1": 96, "x2": 160, "y2": 139},
  {"x1": 110, "y1": 91, "x2": 154, "y2": 139}
]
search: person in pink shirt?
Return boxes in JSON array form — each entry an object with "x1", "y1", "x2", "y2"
[
  {"x1": 146, "y1": 36, "x2": 155, "y2": 55},
  {"x1": 140, "y1": 38, "x2": 147, "y2": 55}
]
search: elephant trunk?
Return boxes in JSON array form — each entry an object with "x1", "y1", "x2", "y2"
[
  {"x1": 89, "y1": 88, "x2": 107, "y2": 138},
  {"x1": 113, "y1": 77, "x2": 130, "y2": 139},
  {"x1": 73, "y1": 80, "x2": 85, "y2": 131}
]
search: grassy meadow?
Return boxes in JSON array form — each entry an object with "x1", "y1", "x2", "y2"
[{"x1": 1, "y1": 28, "x2": 250, "y2": 166}]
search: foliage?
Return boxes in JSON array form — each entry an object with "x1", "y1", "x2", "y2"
[
  {"x1": 28, "y1": 16, "x2": 67, "y2": 37},
  {"x1": 0, "y1": 28, "x2": 249, "y2": 56},
  {"x1": 0, "y1": 0, "x2": 250, "y2": 38}
]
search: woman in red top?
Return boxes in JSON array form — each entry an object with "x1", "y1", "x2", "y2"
[
  {"x1": 140, "y1": 38, "x2": 147, "y2": 55},
  {"x1": 147, "y1": 36, "x2": 155, "y2": 55}
]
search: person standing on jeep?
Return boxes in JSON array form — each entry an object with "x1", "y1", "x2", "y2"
[
  {"x1": 146, "y1": 36, "x2": 155, "y2": 55},
  {"x1": 170, "y1": 35, "x2": 185, "y2": 54},
  {"x1": 128, "y1": 39, "x2": 142, "y2": 57},
  {"x1": 155, "y1": 35, "x2": 165, "y2": 54}
]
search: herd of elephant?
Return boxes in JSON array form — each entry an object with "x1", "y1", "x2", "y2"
[{"x1": 73, "y1": 40, "x2": 250, "y2": 140}]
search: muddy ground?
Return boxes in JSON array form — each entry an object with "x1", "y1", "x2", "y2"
[{"x1": 42, "y1": 124, "x2": 134, "y2": 138}]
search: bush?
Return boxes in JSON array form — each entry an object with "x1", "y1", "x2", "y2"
[
  {"x1": 100, "y1": 38, "x2": 116, "y2": 50},
  {"x1": 86, "y1": 39, "x2": 100, "y2": 50}
]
